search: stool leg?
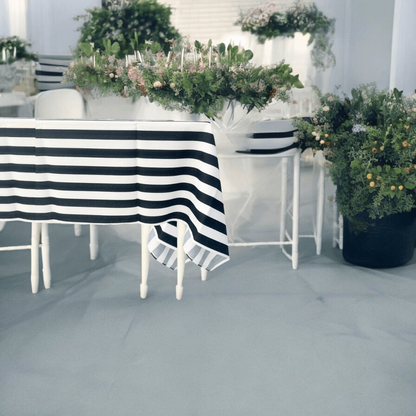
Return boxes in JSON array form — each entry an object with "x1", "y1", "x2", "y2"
[
  {"x1": 41, "y1": 223, "x2": 51, "y2": 289},
  {"x1": 140, "y1": 224, "x2": 151, "y2": 299},
  {"x1": 31, "y1": 223, "x2": 41, "y2": 294},
  {"x1": 89, "y1": 224, "x2": 98, "y2": 260},
  {"x1": 74, "y1": 224, "x2": 81, "y2": 236},
  {"x1": 176, "y1": 221, "x2": 186, "y2": 300},
  {"x1": 292, "y1": 150, "x2": 300, "y2": 270},
  {"x1": 316, "y1": 161, "x2": 325, "y2": 255},
  {"x1": 280, "y1": 158, "x2": 288, "y2": 248},
  {"x1": 201, "y1": 268, "x2": 208, "y2": 281},
  {"x1": 332, "y1": 202, "x2": 338, "y2": 248}
]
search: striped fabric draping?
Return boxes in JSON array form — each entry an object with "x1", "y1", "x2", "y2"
[
  {"x1": 35, "y1": 55, "x2": 73, "y2": 92},
  {"x1": 0, "y1": 118, "x2": 229, "y2": 271}
]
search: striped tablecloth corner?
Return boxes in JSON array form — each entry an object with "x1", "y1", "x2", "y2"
[{"x1": 0, "y1": 118, "x2": 229, "y2": 270}]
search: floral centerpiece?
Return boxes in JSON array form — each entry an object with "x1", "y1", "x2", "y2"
[
  {"x1": 63, "y1": 38, "x2": 304, "y2": 119},
  {"x1": 74, "y1": 0, "x2": 180, "y2": 58},
  {"x1": 0, "y1": 36, "x2": 37, "y2": 64},
  {"x1": 235, "y1": 1, "x2": 335, "y2": 71},
  {"x1": 293, "y1": 84, "x2": 416, "y2": 267}
]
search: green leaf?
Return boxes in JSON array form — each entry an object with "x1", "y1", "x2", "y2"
[
  {"x1": 79, "y1": 43, "x2": 94, "y2": 56},
  {"x1": 377, "y1": 165, "x2": 382, "y2": 172},
  {"x1": 404, "y1": 182, "x2": 415, "y2": 189},
  {"x1": 244, "y1": 49, "x2": 253, "y2": 61},
  {"x1": 393, "y1": 167, "x2": 402, "y2": 174}
]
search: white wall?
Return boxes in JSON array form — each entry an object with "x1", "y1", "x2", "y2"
[
  {"x1": 26, "y1": 0, "x2": 100, "y2": 55},
  {"x1": 389, "y1": 0, "x2": 416, "y2": 94}
]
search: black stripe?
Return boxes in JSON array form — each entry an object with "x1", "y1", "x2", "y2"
[
  {"x1": 0, "y1": 146, "x2": 35, "y2": 155},
  {"x1": 0, "y1": 164, "x2": 222, "y2": 189},
  {"x1": 34, "y1": 147, "x2": 218, "y2": 166},
  {"x1": 0, "y1": 195, "x2": 227, "y2": 235},
  {"x1": 253, "y1": 130, "x2": 297, "y2": 138},
  {"x1": 0, "y1": 181, "x2": 224, "y2": 212},
  {"x1": 0, "y1": 128, "x2": 36, "y2": 137},
  {"x1": 35, "y1": 70, "x2": 65, "y2": 76},
  {"x1": 35, "y1": 129, "x2": 213, "y2": 143}
]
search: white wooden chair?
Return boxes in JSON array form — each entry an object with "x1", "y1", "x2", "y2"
[
  {"x1": 34, "y1": 89, "x2": 99, "y2": 261},
  {"x1": 0, "y1": 221, "x2": 51, "y2": 293}
]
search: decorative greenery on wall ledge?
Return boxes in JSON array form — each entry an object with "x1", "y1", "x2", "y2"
[
  {"x1": 74, "y1": 0, "x2": 180, "y2": 58},
  {"x1": 0, "y1": 36, "x2": 37, "y2": 64},
  {"x1": 235, "y1": 1, "x2": 336, "y2": 71}
]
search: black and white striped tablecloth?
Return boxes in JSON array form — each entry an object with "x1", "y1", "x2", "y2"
[{"x1": 0, "y1": 118, "x2": 229, "y2": 271}]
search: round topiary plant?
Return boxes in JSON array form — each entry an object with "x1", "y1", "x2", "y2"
[{"x1": 74, "y1": 0, "x2": 180, "y2": 58}]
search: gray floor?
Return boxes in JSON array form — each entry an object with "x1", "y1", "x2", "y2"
[{"x1": 1, "y1": 186, "x2": 416, "y2": 415}]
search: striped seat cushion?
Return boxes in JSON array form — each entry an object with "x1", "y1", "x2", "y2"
[{"x1": 35, "y1": 54, "x2": 74, "y2": 92}]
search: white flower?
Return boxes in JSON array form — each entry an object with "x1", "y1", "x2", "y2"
[
  {"x1": 352, "y1": 124, "x2": 366, "y2": 134},
  {"x1": 322, "y1": 105, "x2": 330, "y2": 112},
  {"x1": 109, "y1": 73, "x2": 114, "y2": 78},
  {"x1": 153, "y1": 81, "x2": 162, "y2": 88}
]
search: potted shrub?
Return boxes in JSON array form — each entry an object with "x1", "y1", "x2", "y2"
[{"x1": 293, "y1": 84, "x2": 416, "y2": 268}]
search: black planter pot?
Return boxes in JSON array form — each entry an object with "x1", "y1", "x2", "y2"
[{"x1": 343, "y1": 210, "x2": 416, "y2": 268}]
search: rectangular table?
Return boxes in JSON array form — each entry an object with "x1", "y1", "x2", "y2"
[{"x1": 0, "y1": 118, "x2": 229, "y2": 298}]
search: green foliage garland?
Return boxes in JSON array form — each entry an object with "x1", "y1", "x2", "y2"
[
  {"x1": 235, "y1": 1, "x2": 335, "y2": 71},
  {"x1": 63, "y1": 38, "x2": 304, "y2": 119}
]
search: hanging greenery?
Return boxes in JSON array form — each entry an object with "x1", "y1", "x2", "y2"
[
  {"x1": 235, "y1": 1, "x2": 336, "y2": 71},
  {"x1": 74, "y1": 0, "x2": 180, "y2": 58}
]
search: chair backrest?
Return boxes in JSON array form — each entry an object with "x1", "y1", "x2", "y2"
[
  {"x1": 35, "y1": 54, "x2": 73, "y2": 92},
  {"x1": 35, "y1": 89, "x2": 85, "y2": 119}
]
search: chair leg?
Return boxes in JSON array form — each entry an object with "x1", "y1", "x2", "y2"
[
  {"x1": 279, "y1": 158, "x2": 288, "y2": 248},
  {"x1": 74, "y1": 224, "x2": 81, "y2": 236},
  {"x1": 315, "y1": 161, "x2": 325, "y2": 255},
  {"x1": 31, "y1": 223, "x2": 41, "y2": 294},
  {"x1": 291, "y1": 150, "x2": 300, "y2": 270},
  {"x1": 89, "y1": 224, "x2": 98, "y2": 260},
  {"x1": 176, "y1": 221, "x2": 186, "y2": 300},
  {"x1": 201, "y1": 268, "x2": 208, "y2": 281},
  {"x1": 41, "y1": 223, "x2": 51, "y2": 289},
  {"x1": 140, "y1": 224, "x2": 151, "y2": 299}
]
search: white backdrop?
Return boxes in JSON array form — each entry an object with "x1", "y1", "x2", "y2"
[{"x1": 2, "y1": 0, "x2": 414, "y2": 94}]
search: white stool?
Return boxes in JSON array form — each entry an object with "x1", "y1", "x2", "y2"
[
  {"x1": 0, "y1": 222, "x2": 51, "y2": 293},
  {"x1": 218, "y1": 147, "x2": 301, "y2": 269}
]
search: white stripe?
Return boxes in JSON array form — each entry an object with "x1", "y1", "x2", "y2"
[
  {"x1": 35, "y1": 138, "x2": 217, "y2": 153},
  {"x1": 36, "y1": 120, "x2": 213, "y2": 134},
  {"x1": 0, "y1": 172, "x2": 222, "y2": 200}
]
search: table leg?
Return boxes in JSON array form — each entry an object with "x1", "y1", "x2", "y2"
[
  {"x1": 140, "y1": 224, "x2": 151, "y2": 299},
  {"x1": 176, "y1": 221, "x2": 186, "y2": 300},
  {"x1": 31, "y1": 223, "x2": 41, "y2": 294},
  {"x1": 89, "y1": 224, "x2": 98, "y2": 260},
  {"x1": 292, "y1": 150, "x2": 300, "y2": 270},
  {"x1": 74, "y1": 224, "x2": 82, "y2": 237},
  {"x1": 201, "y1": 268, "x2": 208, "y2": 281},
  {"x1": 41, "y1": 223, "x2": 51, "y2": 289}
]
